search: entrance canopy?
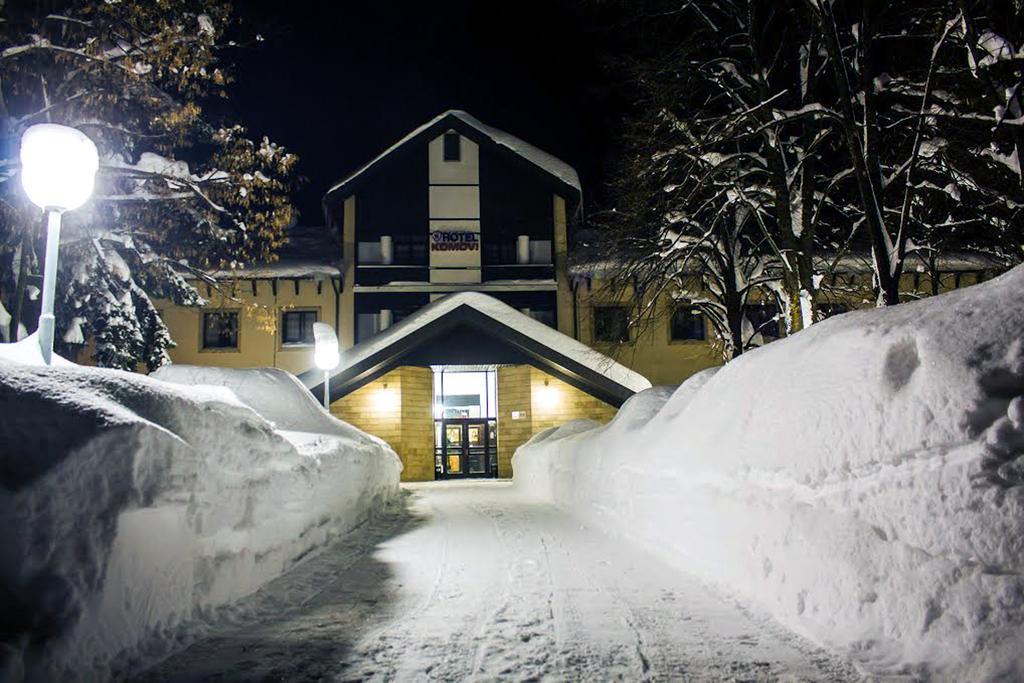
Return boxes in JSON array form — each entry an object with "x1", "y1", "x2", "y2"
[{"x1": 299, "y1": 292, "x2": 651, "y2": 407}]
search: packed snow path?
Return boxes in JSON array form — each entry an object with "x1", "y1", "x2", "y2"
[{"x1": 141, "y1": 482, "x2": 855, "y2": 681}]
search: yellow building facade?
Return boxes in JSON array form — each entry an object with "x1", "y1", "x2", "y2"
[{"x1": 154, "y1": 111, "x2": 1009, "y2": 482}]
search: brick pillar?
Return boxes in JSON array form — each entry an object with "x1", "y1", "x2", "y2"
[
  {"x1": 398, "y1": 366, "x2": 435, "y2": 481},
  {"x1": 496, "y1": 365, "x2": 534, "y2": 478}
]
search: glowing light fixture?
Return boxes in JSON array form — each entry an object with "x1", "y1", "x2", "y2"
[
  {"x1": 313, "y1": 322, "x2": 340, "y2": 408},
  {"x1": 373, "y1": 382, "x2": 399, "y2": 412},
  {"x1": 536, "y1": 378, "x2": 559, "y2": 410},
  {"x1": 20, "y1": 124, "x2": 99, "y2": 365}
]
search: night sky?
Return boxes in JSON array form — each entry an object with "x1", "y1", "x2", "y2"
[{"x1": 229, "y1": 1, "x2": 613, "y2": 223}]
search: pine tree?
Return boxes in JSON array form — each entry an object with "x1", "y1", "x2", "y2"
[{"x1": 0, "y1": 0, "x2": 298, "y2": 369}]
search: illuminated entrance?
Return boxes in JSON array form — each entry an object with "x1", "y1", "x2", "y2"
[{"x1": 433, "y1": 367, "x2": 498, "y2": 478}]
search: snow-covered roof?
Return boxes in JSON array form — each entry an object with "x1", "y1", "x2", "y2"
[
  {"x1": 324, "y1": 110, "x2": 581, "y2": 203},
  {"x1": 570, "y1": 248, "x2": 1017, "y2": 279},
  {"x1": 299, "y1": 292, "x2": 651, "y2": 406},
  {"x1": 205, "y1": 225, "x2": 342, "y2": 280}
]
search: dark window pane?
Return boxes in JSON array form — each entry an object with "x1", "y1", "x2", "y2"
[
  {"x1": 671, "y1": 308, "x2": 706, "y2": 341},
  {"x1": 202, "y1": 312, "x2": 238, "y2": 349},
  {"x1": 356, "y1": 313, "x2": 380, "y2": 343},
  {"x1": 301, "y1": 312, "x2": 315, "y2": 342},
  {"x1": 394, "y1": 242, "x2": 411, "y2": 263},
  {"x1": 744, "y1": 304, "x2": 780, "y2": 338},
  {"x1": 282, "y1": 310, "x2": 317, "y2": 344},
  {"x1": 594, "y1": 306, "x2": 629, "y2": 343},
  {"x1": 285, "y1": 313, "x2": 300, "y2": 341},
  {"x1": 529, "y1": 309, "x2": 556, "y2": 328},
  {"x1": 500, "y1": 242, "x2": 516, "y2": 265},
  {"x1": 391, "y1": 235, "x2": 427, "y2": 266},
  {"x1": 443, "y1": 132, "x2": 461, "y2": 161}
]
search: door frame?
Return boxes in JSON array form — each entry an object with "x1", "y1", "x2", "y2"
[{"x1": 435, "y1": 417, "x2": 498, "y2": 479}]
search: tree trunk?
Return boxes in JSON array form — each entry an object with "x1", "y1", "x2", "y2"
[
  {"x1": 811, "y1": 0, "x2": 901, "y2": 305},
  {"x1": 9, "y1": 232, "x2": 31, "y2": 342},
  {"x1": 726, "y1": 288, "x2": 745, "y2": 360},
  {"x1": 721, "y1": 247, "x2": 745, "y2": 359}
]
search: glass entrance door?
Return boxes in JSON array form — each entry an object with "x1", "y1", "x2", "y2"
[
  {"x1": 445, "y1": 423, "x2": 463, "y2": 475},
  {"x1": 436, "y1": 418, "x2": 498, "y2": 478},
  {"x1": 466, "y1": 422, "x2": 486, "y2": 474}
]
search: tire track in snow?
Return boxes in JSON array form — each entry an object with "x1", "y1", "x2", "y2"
[{"x1": 465, "y1": 496, "x2": 559, "y2": 679}]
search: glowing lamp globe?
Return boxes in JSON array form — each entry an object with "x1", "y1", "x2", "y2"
[
  {"x1": 20, "y1": 123, "x2": 99, "y2": 212},
  {"x1": 313, "y1": 322, "x2": 340, "y2": 371}
]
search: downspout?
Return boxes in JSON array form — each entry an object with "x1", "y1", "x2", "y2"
[
  {"x1": 271, "y1": 278, "x2": 278, "y2": 369},
  {"x1": 571, "y1": 277, "x2": 580, "y2": 340},
  {"x1": 332, "y1": 275, "x2": 341, "y2": 340}
]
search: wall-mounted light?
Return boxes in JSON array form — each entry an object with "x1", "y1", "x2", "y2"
[
  {"x1": 374, "y1": 381, "x2": 399, "y2": 412},
  {"x1": 536, "y1": 378, "x2": 559, "y2": 411}
]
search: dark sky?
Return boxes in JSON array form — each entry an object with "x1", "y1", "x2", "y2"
[{"x1": 228, "y1": 1, "x2": 613, "y2": 223}]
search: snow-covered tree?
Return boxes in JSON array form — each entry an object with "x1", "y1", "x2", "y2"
[
  {"x1": 589, "y1": 0, "x2": 1023, "y2": 339},
  {"x1": 0, "y1": 0, "x2": 298, "y2": 369},
  {"x1": 588, "y1": 103, "x2": 777, "y2": 360},
  {"x1": 806, "y1": 0, "x2": 1024, "y2": 304},
  {"x1": 586, "y1": 0, "x2": 857, "y2": 342}
]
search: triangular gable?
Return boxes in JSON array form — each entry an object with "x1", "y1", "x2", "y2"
[
  {"x1": 299, "y1": 292, "x2": 650, "y2": 407},
  {"x1": 323, "y1": 110, "x2": 581, "y2": 207}
]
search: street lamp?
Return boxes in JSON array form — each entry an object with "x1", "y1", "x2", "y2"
[
  {"x1": 20, "y1": 124, "x2": 99, "y2": 365},
  {"x1": 313, "y1": 322, "x2": 340, "y2": 409}
]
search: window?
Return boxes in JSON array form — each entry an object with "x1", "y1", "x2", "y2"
[
  {"x1": 393, "y1": 237, "x2": 427, "y2": 265},
  {"x1": 432, "y1": 369, "x2": 497, "y2": 419},
  {"x1": 282, "y1": 310, "x2": 317, "y2": 345},
  {"x1": 443, "y1": 133, "x2": 461, "y2": 162},
  {"x1": 670, "y1": 307, "x2": 706, "y2": 341},
  {"x1": 202, "y1": 311, "x2": 239, "y2": 349},
  {"x1": 357, "y1": 241, "x2": 383, "y2": 264},
  {"x1": 594, "y1": 306, "x2": 629, "y2": 343},
  {"x1": 356, "y1": 313, "x2": 381, "y2": 343},
  {"x1": 818, "y1": 303, "x2": 849, "y2": 320},
  {"x1": 744, "y1": 304, "x2": 780, "y2": 338}
]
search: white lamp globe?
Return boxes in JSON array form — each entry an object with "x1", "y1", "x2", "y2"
[
  {"x1": 313, "y1": 322, "x2": 340, "y2": 370},
  {"x1": 20, "y1": 123, "x2": 99, "y2": 212}
]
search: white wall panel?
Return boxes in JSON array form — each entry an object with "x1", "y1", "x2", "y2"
[
  {"x1": 429, "y1": 185, "x2": 480, "y2": 219},
  {"x1": 428, "y1": 132, "x2": 479, "y2": 185}
]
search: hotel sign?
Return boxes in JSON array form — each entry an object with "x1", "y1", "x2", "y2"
[
  {"x1": 429, "y1": 221, "x2": 481, "y2": 283},
  {"x1": 431, "y1": 230, "x2": 480, "y2": 252}
]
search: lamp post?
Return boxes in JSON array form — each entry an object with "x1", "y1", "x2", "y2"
[
  {"x1": 20, "y1": 124, "x2": 99, "y2": 365},
  {"x1": 313, "y1": 322, "x2": 340, "y2": 409}
]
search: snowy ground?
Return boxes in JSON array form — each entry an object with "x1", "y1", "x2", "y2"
[{"x1": 140, "y1": 482, "x2": 856, "y2": 682}]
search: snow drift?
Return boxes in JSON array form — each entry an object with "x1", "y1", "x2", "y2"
[
  {"x1": 0, "y1": 362, "x2": 401, "y2": 681},
  {"x1": 514, "y1": 265, "x2": 1024, "y2": 680},
  {"x1": 152, "y1": 364, "x2": 364, "y2": 437}
]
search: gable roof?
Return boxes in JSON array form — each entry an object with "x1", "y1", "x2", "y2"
[
  {"x1": 323, "y1": 110, "x2": 581, "y2": 208},
  {"x1": 299, "y1": 292, "x2": 650, "y2": 407}
]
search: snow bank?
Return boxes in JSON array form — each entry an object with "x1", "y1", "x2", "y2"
[
  {"x1": 0, "y1": 332, "x2": 75, "y2": 367},
  {"x1": 0, "y1": 362, "x2": 401, "y2": 681},
  {"x1": 152, "y1": 364, "x2": 362, "y2": 437},
  {"x1": 514, "y1": 266, "x2": 1024, "y2": 681}
]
